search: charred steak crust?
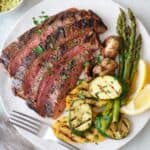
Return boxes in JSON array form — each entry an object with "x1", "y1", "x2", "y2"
[
  {"x1": 0, "y1": 8, "x2": 107, "y2": 118},
  {"x1": 12, "y1": 11, "x2": 106, "y2": 99},
  {"x1": 7, "y1": 8, "x2": 107, "y2": 76},
  {"x1": 12, "y1": 24, "x2": 93, "y2": 99},
  {"x1": 13, "y1": 15, "x2": 105, "y2": 100},
  {"x1": 23, "y1": 31, "x2": 94, "y2": 100},
  {"x1": 0, "y1": 8, "x2": 77, "y2": 68},
  {"x1": 36, "y1": 33, "x2": 99, "y2": 118}
]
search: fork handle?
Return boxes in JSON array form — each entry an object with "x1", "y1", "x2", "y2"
[{"x1": 57, "y1": 140, "x2": 80, "y2": 150}]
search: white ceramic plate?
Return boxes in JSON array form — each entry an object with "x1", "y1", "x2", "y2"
[{"x1": 0, "y1": 0, "x2": 150, "y2": 149}]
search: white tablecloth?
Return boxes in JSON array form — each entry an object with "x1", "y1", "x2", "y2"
[{"x1": 0, "y1": 0, "x2": 149, "y2": 149}]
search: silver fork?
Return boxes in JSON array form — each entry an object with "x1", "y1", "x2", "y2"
[{"x1": 9, "y1": 110, "x2": 80, "y2": 150}]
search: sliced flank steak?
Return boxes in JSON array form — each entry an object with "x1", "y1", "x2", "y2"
[
  {"x1": 0, "y1": 8, "x2": 107, "y2": 118},
  {"x1": 11, "y1": 9, "x2": 107, "y2": 99},
  {"x1": 2, "y1": 8, "x2": 106, "y2": 76},
  {"x1": 36, "y1": 32, "x2": 99, "y2": 118},
  {"x1": 23, "y1": 31, "x2": 94, "y2": 100}
]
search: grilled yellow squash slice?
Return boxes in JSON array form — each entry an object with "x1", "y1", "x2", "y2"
[
  {"x1": 53, "y1": 117, "x2": 105, "y2": 143},
  {"x1": 89, "y1": 76, "x2": 122, "y2": 100},
  {"x1": 66, "y1": 81, "x2": 108, "y2": 109}
]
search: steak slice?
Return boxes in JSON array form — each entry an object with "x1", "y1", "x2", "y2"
[
  {"x1": 12, "y1": 12, "x2": 105, "y2": 98},
  {"x1": 11, "y1": 11, "x2": 107, "y2": 99},
  {"x1": 0, "y1": 8, "x2": 107, "y2": 119},
  {"x1": 0, "y1": 8, "x2": 77, "y2": 68},
  {"x1": 0, "y1": 25, "x2": 40, "y2": 67},
  {"x1": 13, "y1": 30, "x2": 94, "y2": 99},
  {"x1": 2, "y1": 8, "x2": 107, "y2": 76},
  {"x1": 36, "y1": 33, "x2": 99, "y2": 118},
  {"x1": 22, "y1": 31, "x2": 94, "y2": 100}
]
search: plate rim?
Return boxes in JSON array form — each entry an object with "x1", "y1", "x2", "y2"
[{"x1": 0, "y1": 0, "x2": 150, "y2": 149}]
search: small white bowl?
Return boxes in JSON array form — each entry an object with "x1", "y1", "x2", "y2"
[{"x1": 0, "y1": 0, "x2": 23, "y2": 15}]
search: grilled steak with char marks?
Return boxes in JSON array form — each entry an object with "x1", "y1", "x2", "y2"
[
  {"x1": 4, "y1": 8, "x2": 107, "y2": 76},
  {"x1": 0, "y1": 8, "x2": 107, "y2": 118},
  {"x1": 36, "y1": 32, "x2": 99, "y2": 118},
  {"x1": 23, "y1": 31, "x2": 94, "y2": 101}
]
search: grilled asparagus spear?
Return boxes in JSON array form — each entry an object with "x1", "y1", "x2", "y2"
[{"x1": 113, "y1": 8, "x2": 142, "y2": 122}]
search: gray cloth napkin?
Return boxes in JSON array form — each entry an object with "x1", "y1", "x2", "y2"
[{"x1": 0, "y1": 114, "x2": 37, "y2": 150}]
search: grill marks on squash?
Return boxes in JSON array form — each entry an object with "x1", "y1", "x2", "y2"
[
  {"x1": 97, "y1": 84, "x2": 111, "y2": 97},
  {"x1": 105, "y1": 117, "x2": 130, "y2": 139},
  {"x1": 89, "y1": 76, "x2": 122, "y2": 100},
  {"x1": 53, "y1": 117, "x2": 105, "y2": 143},
  {"x1": 65, "y1": 81, "x2": 108, "y2": 110},
  {"x1": 73, "y1": 118, "x2": 91, "y2": 129},
  {"x1": 58, "y1": 126, "x2": 86, "y2": 142}
]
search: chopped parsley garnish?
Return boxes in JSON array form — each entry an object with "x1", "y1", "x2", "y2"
[
  {"x1": 32, "y1": 12, "x2": 49, "y2": 25},
  {"x1": 103, "y1": 85, "x2": 108, "y2": 88},
  {"x1": 43, "y1": 15, "x2": 49, "y2": 20},
  {"x1": 76, "y1": 79, "x2": 84, "y2": 85},
  {"x1": 36, "y1": 29, "x2": 42, "y2": 35},
  {"x1": 61, "y1": 74, "x2": 68, "y2": 80},
  {"x1": 84, "y1": 61, "x2": 90, "y2": 67},
  {"x1": 41, "y1": 11, "x2": 45, "y2": 14},
  {"x1": 106, "y1": 90, "x2": 111, "y2": 93},
  {"x1": 68, "y1": 60, "x2": 75, "y2": 69},
  {"x1": 95, "y1": 55, "x2": 101, "y2": 64},
  {"x1": 95, "y1": 92, "x2": 100, "y2": 98},
  {"x1": 33, "y1": 46, "x2": 43, "y2": 55},
  {"x1": 111, "y1": 81, "x2": 114, "y2": 84},
  {"x1": 32, "y1": 17, "x2": 39, "y2": 25},
  {"x1": 39, "y1": 15, "x2": 49, "y2": 22},
  {"x1": 77, "y1": 92, "x2": 85, "y2": 99}
]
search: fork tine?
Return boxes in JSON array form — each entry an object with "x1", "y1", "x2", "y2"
[
  {"x1": 12, "y1": 110, "x2": 43, "y2": 124},
  {"x1": 9, "y1": 120, "x2": 38, "y2": 135},
  {"x1": 10, "y1": 111, "x2": 79, "y2": 150},
  {"x1": 10, "y1": 117, "x2": 39, "y2": 132},
  {"x1": 12, "y1": 110, "x2": 52, "y2": 127},
  {"x1": 11, "y1": 113, "x2": 41, "y2": 128}
]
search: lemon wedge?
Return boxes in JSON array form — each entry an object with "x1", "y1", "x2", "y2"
[
  {"x1": 121, "y1": 84, "x2": 150, "y2": 115},
  {"x1": 129, "y1": 59, "x2": 150, "y2": 97}
]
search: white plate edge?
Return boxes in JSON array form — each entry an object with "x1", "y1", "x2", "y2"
[{"x1": 0, "y1": 0, "x2": 149, "y2": 149}]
